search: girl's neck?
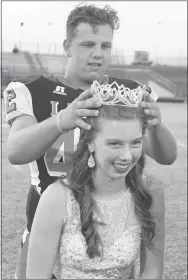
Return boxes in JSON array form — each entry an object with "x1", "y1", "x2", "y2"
[{"x1": 92, "y1": 170, "x2": 127, "y2": 201}]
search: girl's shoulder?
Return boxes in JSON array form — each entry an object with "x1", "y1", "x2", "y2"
[
  {"x1": 33, "y1": 180, "x2": 69, "y2": 229},
  {"x1": 43, "y1": 179, "x2": 67, "y2": 198},
  {"x1": 41, "y1": 179, "x2": 68, "y2": 214}
]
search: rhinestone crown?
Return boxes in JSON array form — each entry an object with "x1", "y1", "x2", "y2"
[{"x1": 91, "y1": 81, "x2": 145, "y2": 107}]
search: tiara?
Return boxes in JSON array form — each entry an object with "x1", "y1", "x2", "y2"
[{"x1": 91, "y1": 81, "x2": 145, "y2": 107}]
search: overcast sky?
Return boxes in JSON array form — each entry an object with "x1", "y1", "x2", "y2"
[{"x1": 2, "y1": 1, "x2": 187, "y2": 59}]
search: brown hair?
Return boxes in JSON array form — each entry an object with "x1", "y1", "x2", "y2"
[
  {"x1": 66, "y1": 4, "x2": 120, "y2": 40},
  {"x1": 62, "y1": 106, "x2": 155, "y2": 258}
]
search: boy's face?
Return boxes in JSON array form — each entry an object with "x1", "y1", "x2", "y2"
[{"x1": 67, "y1": 23, "x2": 113, "y2": 84}]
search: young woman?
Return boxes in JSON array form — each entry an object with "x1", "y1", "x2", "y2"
[{"x1": 27, "y1": 85, "x2": 165, "y2": 279}]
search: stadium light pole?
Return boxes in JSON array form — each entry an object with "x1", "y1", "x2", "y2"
[
  {"x1": 155, "y1": 21, "x2": 162, "y2": 65},
  {"x1": 48, "y1": 22, "x2": 53, "y2": 54},
  {"x1": 19, "y1": 22, "x2": 24, "y2": 51}
]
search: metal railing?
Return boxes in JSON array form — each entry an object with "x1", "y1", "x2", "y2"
[{"x1": 2, "y1": 41, "x2": 187, "y2": 66}]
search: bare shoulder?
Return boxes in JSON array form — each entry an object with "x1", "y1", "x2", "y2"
[
  {"x1": 41, "y1": 179, "x2": 67, "y2": 206},
  {"x1": 37, "y1": 180, "x2": 68, "y2": 226}
]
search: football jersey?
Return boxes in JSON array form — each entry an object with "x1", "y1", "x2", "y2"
[{"x1": 4, "y1": 74, "x2": 140, "y2": 192}]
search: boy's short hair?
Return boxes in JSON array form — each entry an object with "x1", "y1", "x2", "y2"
[{"x1": 66, "y1": 4, "x2": 120, "y2": 40}]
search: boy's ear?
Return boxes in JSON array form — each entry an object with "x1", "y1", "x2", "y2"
[{"x1": 63, "y1": 39, "x2": 72, "y2": 57}]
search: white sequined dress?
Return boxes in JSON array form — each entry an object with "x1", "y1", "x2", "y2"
[{"x1": 54, "y1": 187, "x2": 141, "y2": 279}]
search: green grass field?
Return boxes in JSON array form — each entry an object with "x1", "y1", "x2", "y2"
[{"x1": 2, "y1": 102, "x2": 187, "y2": 279}]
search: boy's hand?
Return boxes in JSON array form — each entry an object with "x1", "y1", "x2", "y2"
[
  {"x1": 140, "y1": 85, "x2": 161, "y2": 128},
  {"x1": 60, "y1": 89, "x2": 102, "y2": 131}
]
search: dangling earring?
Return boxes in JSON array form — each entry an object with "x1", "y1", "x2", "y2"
[{"x1": 88, "y1": 153, "x2": 95, "y2": 168}]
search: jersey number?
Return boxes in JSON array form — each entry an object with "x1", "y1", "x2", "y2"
[
  {"x1": 44, "y1": 128, "x2": 80, "y2": 177},
  {"x1": 5, "y1": 89, "x2": 17, "y2": 114}
]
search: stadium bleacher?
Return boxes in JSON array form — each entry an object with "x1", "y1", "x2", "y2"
[
  {"x1": 2, "y1": 52, "x2": 30, "y2": 77},
  {"x1": 108, "y1": 65, "x2": 187, "y2": 100},
  {"x1": 2, "y1": 51, "x2": 187, "y2": 101},
  {"x1": 152, "y1": 65, "x2": 187, "y2": 98},
  {"x1": 36, "y1": 54, "x2": 67, "y2": 75}
]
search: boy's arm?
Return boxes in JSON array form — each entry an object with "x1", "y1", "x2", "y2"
[
  {"x1": 4, "y1": 82, "x2": 100, "y2": 165},
  {"x1": 7, "y1": 114, "x2": 62, "y2": 164},
  {"x1": 143, "y1": 122, "x2": 177, "y2": 165},
  {"x1": 140, "y1": 177, "x2": 165, "y2": 279},
  {"x1": 4, "y1": 81, "x2": 62, "y2": 164},
  {"x1": 141, "y1": 90, "x2": 177, "y2": 165}
]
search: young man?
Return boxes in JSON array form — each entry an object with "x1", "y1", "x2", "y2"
[{"x1": 4, "y1": 4, "x2": 177, "y2": 279}]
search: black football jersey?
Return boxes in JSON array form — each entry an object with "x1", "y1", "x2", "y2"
[{"x1": 4, "y1": 74, "x2": 140, "y2": 191}]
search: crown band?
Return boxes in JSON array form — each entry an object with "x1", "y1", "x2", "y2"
[{"x1": 91, "y1": 81, "x2": 146, "y2": 107}]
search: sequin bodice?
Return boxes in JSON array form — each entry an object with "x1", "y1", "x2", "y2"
[{"x1": 54, "y1": 188, "x2": 141, "y2": 279}]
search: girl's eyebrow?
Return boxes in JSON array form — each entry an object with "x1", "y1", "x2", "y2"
[
  {"x1": 105, "y1": 136, "x2": 143, "y2": 143},
  {"x1": 79, "y1": 41, "x2": 112, "y2": 45}
]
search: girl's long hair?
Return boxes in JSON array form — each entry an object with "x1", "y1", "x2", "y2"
[{"x1": 61, "y1": 106, "x2": 155, "y2": 258}]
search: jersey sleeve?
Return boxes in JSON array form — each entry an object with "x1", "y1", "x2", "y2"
[{"x1": 3, "y1": 81, "x2": 37, "y2": 125}]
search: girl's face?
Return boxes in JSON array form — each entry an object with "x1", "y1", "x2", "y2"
[{"x1": 91, "y1": 118, "x2": 143, "y2": 180}]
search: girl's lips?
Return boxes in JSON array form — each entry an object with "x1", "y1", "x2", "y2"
[
  {"x1": 88, "y1": 62, "x2": 102, "y2": 66},
  {"x1": 113, "y1": 163, "x2": 130, "y2": 173},
  {"x1": 113, "y1": 162, "x2": 131, "y2": 166}
]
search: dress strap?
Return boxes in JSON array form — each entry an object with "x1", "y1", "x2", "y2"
[
  {"x1": 64, "y1": 186, "x2": 80, "y2": 221},
  {"x1": 64, "y1": 187, "x2": 72, "y2": 217},
  {"x1": 60, "y1": 178, "x2": 73, "y2": 218}
]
